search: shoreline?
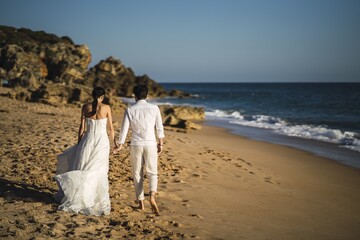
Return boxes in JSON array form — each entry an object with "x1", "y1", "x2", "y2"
[
  {"x1": 204, "y1": 118, "x2": 360, "y2": 169},
  {"x1": 158, "y1": 82, "x2": 360, "y2": 166}
]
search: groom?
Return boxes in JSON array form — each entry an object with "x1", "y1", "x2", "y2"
[{"x1": 113, "y1": 84, "x2": 164, "y2": 215}]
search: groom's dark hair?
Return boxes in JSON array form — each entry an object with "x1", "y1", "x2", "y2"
[{"x1": 133, "y1": 85, "x2": 148, "y2": 100}]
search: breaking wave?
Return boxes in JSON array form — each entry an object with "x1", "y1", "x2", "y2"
[{"x1": 206, "y1": 109, "x2": 360, "y2": 152}]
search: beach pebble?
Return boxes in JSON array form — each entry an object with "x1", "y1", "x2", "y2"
[
  {"x1": 170, "y1": 221, "x2": 183, "y2": 227},
  {"x1": 174, "y1": 222, "x2": 183, "y2": 227}
]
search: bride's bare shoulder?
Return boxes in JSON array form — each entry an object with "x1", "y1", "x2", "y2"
[{"x1": 100, "y1": 103, "x2": 111, "y2": 110}]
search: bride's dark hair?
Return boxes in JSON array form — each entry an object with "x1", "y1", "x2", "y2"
[{"x1": 90, "y1": 87, "x2": 105, "y2": 116}]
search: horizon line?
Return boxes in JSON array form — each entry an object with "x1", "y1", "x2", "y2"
[{"x1": 158, "y1": 81, "x2": 360, "y2": 84}]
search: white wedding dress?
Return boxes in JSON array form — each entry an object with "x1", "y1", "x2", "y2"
[{"x1": 54, "y1": 118, "x2": 111, "y2": 216}]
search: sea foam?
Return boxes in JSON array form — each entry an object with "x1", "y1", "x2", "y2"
[{"x1": 206, "y1": 109, "x2": 360, "y2": 152}]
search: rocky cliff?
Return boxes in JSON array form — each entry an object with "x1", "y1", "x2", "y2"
[
  {"x1": 0, "y1": 25, "x2": 202, "y2": 129},
  {"x1": 0, "y1": 25, "x2": 169, "y2": 98}
]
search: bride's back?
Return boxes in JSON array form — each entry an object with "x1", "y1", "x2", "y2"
[{"x1": 84, "y1": 102, "x2": 109, "y2": 120}]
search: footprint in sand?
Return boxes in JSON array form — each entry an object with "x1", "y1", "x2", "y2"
[
  {"x1": 177, "y1": 138, "x2": 185, "y2": 143},
  {"x1": 264, "y1": 177, "x2": 273, "y2": 184},
  {"x1": 235, "y1": 163, "x2": 242, "y2": 168},
  {"x1": 190, "y1": 213, "x2": 203, "y2": 219}
]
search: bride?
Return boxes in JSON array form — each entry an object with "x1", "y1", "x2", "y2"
[{"x1": 54, "y1": 87, "x2": 115, "y2": 216}]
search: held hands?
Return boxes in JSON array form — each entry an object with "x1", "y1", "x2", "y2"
[{"x1": 112, "y1": 141, "x2": 123, "y2": 154}]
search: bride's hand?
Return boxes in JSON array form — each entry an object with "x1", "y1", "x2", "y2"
[{"x1": 112, "y1": 144, "x2": 122, "y2": 154}]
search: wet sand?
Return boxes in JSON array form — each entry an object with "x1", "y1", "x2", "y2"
[{"x1": 1, "y1": 91, "x2": 360, "y2": 239}]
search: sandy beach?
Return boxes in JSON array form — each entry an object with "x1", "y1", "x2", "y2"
[{"x1": 1, "y1": 92, "x2": 360, "y2": 240}]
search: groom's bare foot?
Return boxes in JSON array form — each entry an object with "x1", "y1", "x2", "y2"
[{"x1": 150, "y1": 194, "x2": 160, "y2": 216}]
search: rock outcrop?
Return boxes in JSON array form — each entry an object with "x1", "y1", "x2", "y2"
[
  {"x1": 159, "y1": 105, "x2": 204, "y2": 130},
  {"x1": 0, "y1": 25, "x2": 177, "y2": 101},
  {"x1": 0, "y1": 44, "x2": 47, "y2": 88},
  {"x1": 29, "y1": 82, "x2": 93, "y2": 106},
  {"x1": 84, "y1": 57, "x2": 167, "y2": 97},
  {"x1": 0, "y1": 25, "x2": 91, "y2": 86}
]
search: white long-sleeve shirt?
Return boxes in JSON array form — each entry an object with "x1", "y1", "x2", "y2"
[{"x1": 118, "y1": 100, "x2": 165, "y2": 146}]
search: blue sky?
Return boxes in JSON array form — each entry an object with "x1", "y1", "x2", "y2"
[{"x1": 0, "y1": 0, "x2": 359, "y2": 82}]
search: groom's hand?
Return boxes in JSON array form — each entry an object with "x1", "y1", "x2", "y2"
[{"x1": 112, "y1": 144, "x2": 123, "y2": 154}]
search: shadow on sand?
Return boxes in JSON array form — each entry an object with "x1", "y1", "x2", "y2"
[{"x1": 0, "y1": 177, "x2": 55, "y2": 204}]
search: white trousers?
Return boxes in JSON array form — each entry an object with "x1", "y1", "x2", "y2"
[{"x1": 130, "y1": 145, "x2": 158, "y2": 201}]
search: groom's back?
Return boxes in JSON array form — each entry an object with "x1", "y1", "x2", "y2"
[
  {"x1": 127, "y1": 100, "x2": 159, "y2": 126},
  {"x1": 126, "y1": 100, "x2": 163, "y2": 144}
]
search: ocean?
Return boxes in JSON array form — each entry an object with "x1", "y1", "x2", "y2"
[{"x1": 152, "y1": 82, "x2": 360, "y2": 169}]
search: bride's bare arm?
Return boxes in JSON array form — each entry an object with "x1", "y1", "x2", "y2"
[
  {"x1": 78, "y1": 105, "x2": 86, "y2": 144},
  {"x1": 106, "y1": 106, "x2": 115, "y2": 146}
]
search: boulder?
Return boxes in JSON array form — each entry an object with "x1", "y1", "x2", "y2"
[
  {"x1": 160, "y1": 105, "x2": 204, "y2": 130},
  {"x1": 168, "y1": 89, "x2": 192, "y2": 98},
  {"x1": 184, "y1": 121, "x2": 202, "y2": 130},
  {"x1": 160, "y1": 105, "x2": 205, "y2": 121}
]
